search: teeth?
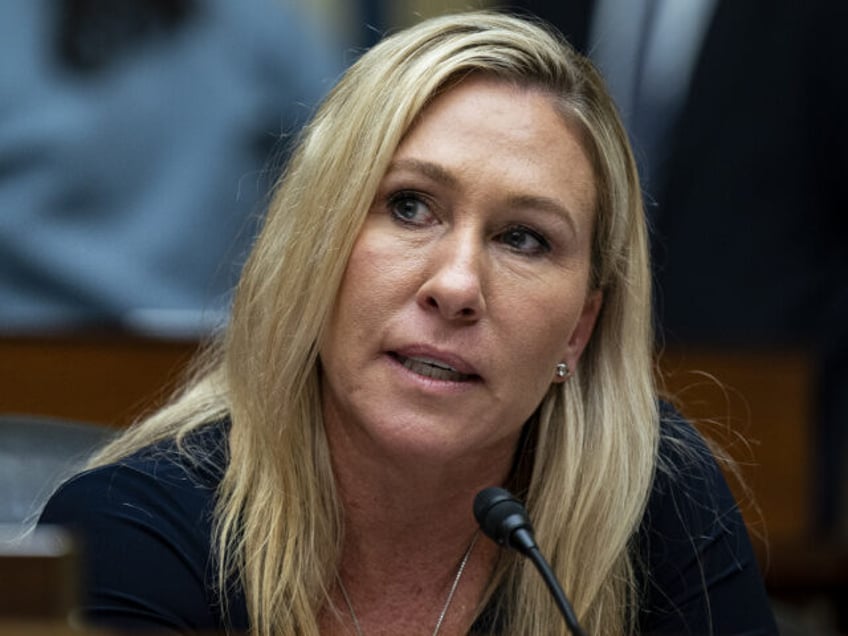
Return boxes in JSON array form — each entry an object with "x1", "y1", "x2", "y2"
[{"x1": 400, "y1": 356, "x2": 473, "y2": 382}]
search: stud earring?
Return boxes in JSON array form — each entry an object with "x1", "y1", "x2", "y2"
[{"x1": 555, "y1": 362, "x2": 569, "y2": 379}]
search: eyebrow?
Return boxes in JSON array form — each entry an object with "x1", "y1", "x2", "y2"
[
  {"x1": 387, "y1": 158, "x2": 580, "y2": 236},
  {"x1": 506, "y1": 193, "x2": 578, "y2": 236},
  {"x1": 387, "y1": 158, "x2": 459, "y2": 188}
]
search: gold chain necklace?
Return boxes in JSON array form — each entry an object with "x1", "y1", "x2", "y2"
[{"x1": 336, "y1": 531, "x2": 480, "y2": 636}]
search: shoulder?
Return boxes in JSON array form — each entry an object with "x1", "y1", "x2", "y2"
[
  {"x1": 641, "y1": 410, "x2": 745, "y2": 578},
  {"x1": 650, "y1": 408, "x2": 732, "y2": 524},
  {"x1": 635, "y1": 406, "x2": 777, "y2": 634},
  {"x1": 38, "y1": 422, "x2": 247, "y2": 632},
  {"x1": 41, "y1": 423, "x2": 227, "y2": 532}
]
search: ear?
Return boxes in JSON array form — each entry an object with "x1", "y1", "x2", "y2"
[{"x1": 554, "y1": 290, "x2": 603, "y2": 382}]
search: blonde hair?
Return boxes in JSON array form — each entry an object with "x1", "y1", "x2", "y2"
[{"x1": 89, "y1": 11, "x2": 657, "y2": 635}]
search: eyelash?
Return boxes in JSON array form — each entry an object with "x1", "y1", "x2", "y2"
[
  {"x1": 387, "y1": 191, "x2": 434, "y2": 226},
  {"x1": 497, "y1": 225, "x2": 551, "y2": 255},
  {"x1": 386, "y1": 191, "x2": 551, "y2": 256}
]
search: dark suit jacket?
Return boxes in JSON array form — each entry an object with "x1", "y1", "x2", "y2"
[{"x1": 507, "y1": 0, "x2": 848, "y2": 530}]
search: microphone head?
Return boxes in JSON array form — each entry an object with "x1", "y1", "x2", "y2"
[
  {"x1": 475, "y1": 489, "x2": 587, "y2": 635},
  {"x1": 473, "y1": 487, "x2": 536, "y2": 553}
]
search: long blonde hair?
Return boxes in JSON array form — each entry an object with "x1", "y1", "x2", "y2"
[{"x1": 89, "y1": 11, "x2": 657, "y2": 635}]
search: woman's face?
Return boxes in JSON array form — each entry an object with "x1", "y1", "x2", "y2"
[{"x1": 320, "y1": 76, "x2": 602, "y2": 465}]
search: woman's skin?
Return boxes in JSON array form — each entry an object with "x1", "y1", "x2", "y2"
[{"x1": 319, "y1": 75, "x2": 602, "y2": 635}]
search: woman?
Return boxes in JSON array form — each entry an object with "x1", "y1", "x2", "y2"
[{"x1": 40, "y1": 11, "x2": 777, "y2": 635}]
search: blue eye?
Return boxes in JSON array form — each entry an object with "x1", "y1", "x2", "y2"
[
  {"x1": 389, "y1": 192, "x2": 433, "y2": 226},
  {"x1": 498, "y1": 226, "x2": 549, "y2": 255}
]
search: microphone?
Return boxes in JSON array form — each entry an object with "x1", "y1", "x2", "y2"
[{"x1": 473, "y1": 487, "x2": 588, "y2": 636}]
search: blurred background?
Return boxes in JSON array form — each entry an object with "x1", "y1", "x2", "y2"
[{"x1": 0, "y1": 0, "x2": 846, "y2": 633}]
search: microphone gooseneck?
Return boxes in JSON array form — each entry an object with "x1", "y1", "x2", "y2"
[{"x1": 473, "y1": 487, "x2": 589, "y2": 636}]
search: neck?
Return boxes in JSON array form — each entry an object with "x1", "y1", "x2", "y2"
[
  {"x1": 321, "y1": 414, "x2": 514, "y2": 634},
  {"x1": 325, "y1": 418, "x2": 516, "y2": 564},
  {"x1": 333, "y1": 447, "x2": 497, "y2": 569}
]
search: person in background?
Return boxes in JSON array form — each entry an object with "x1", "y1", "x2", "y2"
[
  {"x1": 40, "y1": 11, "x2": 777, "y2": 635},
  {"x1": 0, "y1": 0, "x2": 342, "y2": 336},
  {"x1": 506, "y1": 0, "x2": 848, "y2": 541}
]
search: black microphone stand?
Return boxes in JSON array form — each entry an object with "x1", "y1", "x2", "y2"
[{"x1": 474, "y1": 487, "x2": 588, "y2": 636}]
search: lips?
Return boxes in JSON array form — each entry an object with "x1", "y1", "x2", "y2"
[{"x1": 391, "y1": 353, "x2": 478, "y2": 382}]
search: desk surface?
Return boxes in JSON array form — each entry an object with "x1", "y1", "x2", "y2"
[{"x1": 0, "y1": 333, "x2": 199, "y2": 428}]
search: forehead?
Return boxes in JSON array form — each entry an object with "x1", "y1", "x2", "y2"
[{"x1": 391, "y1": 75, "x2": 597, "y2": 228}]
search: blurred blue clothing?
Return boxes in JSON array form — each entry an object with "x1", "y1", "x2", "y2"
[{"x1": 0, "y1": 0, "x2": 343, "y2": 336}]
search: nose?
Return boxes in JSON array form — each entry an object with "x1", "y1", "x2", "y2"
[{"x1": 416, "y1": 229, "x2": 486, "y2": 322}]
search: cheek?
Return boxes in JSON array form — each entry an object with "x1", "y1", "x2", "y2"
[
  {"x1": 329, "y1": 236, "x2": 411, "y2": 339},
  {"x1": 497, "y1": 284, "x2": 586, "y2": 371},
  {"x1": 510, "y1": 312, "x2": 567, "y2": 374}
]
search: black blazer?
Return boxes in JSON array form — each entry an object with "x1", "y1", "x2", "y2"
[{"x1": 507, "y1": 0, "x2": 848, "y2": 528}]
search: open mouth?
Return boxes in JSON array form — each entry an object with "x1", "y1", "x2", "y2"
[{"x1": 391, "y1": 353, "x2": 478, "y2": 382}]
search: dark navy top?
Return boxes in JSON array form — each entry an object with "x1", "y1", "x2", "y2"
[{"x1": 39, "y1": 417, "x2": 777, "y2": 634}]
